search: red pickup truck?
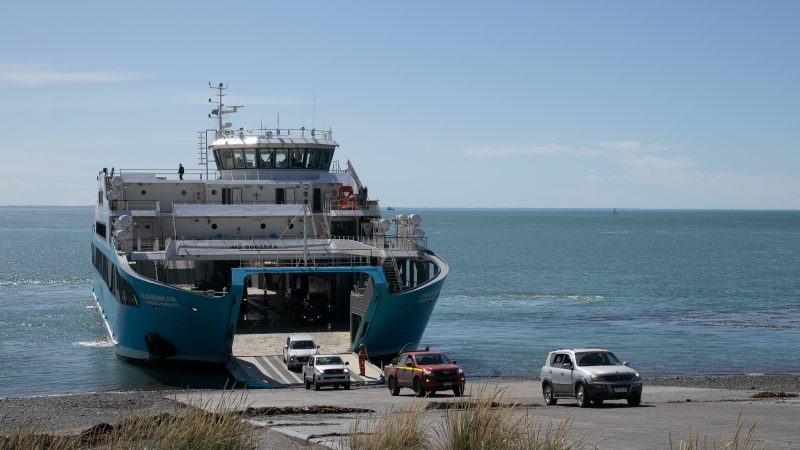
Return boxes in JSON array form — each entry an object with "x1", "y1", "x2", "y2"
[{"x1": 384, "y1": 351, "x2": 465, "y2": 397}]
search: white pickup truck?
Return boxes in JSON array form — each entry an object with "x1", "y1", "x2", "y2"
[{"x1": 303, "y1": 354, "x2": 351, "y2": 391}]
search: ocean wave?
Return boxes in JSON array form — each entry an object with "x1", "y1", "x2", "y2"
[
  {"x1": 564, "y1": 295, "x2": 606, "y2": 303},
  {"x1": 75, "y1": 340, "x2": 114, "y2": 348},
  {"x1": 443, "y1": 293, "x2": 606, "y2": 303},
  {"x1": 0, "y1": 278, "x2": 92, "y2": 287}
]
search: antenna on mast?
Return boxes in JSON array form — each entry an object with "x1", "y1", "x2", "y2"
[{"x1": 208, "y1": 82, "x2": 244, "y2": 138}]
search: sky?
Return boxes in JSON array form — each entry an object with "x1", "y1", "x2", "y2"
[{"x1": 0, "y1": 1, "x2": 798, "y2": 209}]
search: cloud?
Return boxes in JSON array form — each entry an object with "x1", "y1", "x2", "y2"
[
  {"x1": 0, "y1": 63, "x2": 146, "y2": 84},
  {"x1": 465, "y1": 144, "x2": 603, "y2": 158},
  {"x1": 597, "y1": 140, "x2": 671, "y2": 153},
  {"x1": 465, "y1": 140, "x2": 670, "y2": 159},
  {"x1": 623, "y1": 155, "x2": 697, "y2": 171}
]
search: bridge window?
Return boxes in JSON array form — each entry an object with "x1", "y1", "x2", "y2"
[
  {"x1": 232, "y1": 149, "x2": 246, "y2": 168},
  {"x1": 305, "y1": 149, "x2": 322, "y2": 169},
  {"x1": 275, "y1": 150, "x2": 288, "y2": 168},
  {"x1": 218, "y1": 149, "x2": 234, "y2": 169},
  {"x1": 244, "y1": 149, "x2": 257, "y2": 168},
  {"x1": 258, "y1": 149, "x2": 274, "y2": 168},
  {"x1": 289, "y1": 149, "x2": 305, "y2": 168}
]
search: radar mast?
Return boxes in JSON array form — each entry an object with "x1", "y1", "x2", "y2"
[{"x1": 208, "y1": 82, "x2": 244, "y2": 138}]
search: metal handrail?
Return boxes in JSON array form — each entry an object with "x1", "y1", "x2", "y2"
[{"x1": 213, "y1": 127, "x2": 333, "y2": 141}]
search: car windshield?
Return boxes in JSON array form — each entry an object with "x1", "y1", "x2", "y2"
[
  {"x1": 576, "y1": 352, "x2": 622, "y2": 366},
  {"x1": 316, "y1": 356, "x2": 343, "y2": 365},
  {"x1": 291, "y1": 340, "x2": 316, "y2": 350},
  {"x1": 416, "y1": 353, "x2": 449, "y2": 365}
]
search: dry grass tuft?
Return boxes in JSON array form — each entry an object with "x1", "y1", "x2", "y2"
[
  {"x1": 0, "y1": 391, "x2": 257, "y2": 450},
  {"x1": 348, "y1": 385, "x2": 587, "y2": 450},
  {"x1": 668, "y1": 411, "x2": 770, "y2": 450},
  {"x1": 435, "y1": 385, "x2": 585, "y2": 450},
  {"x1": 348, "y1": 401, "x2": 430, "y2": 450}
]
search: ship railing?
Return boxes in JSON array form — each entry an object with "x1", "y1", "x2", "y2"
[
  {"x1": 238, "y1": 254, "x2": 373, "y2": 269},
  {"x1": 114, "y1": 238, "x2": 167, "y2": 252},
  {"x1": 329, "y1": 235, "x2": 428, "y2": 251},
  {"x1": 324, "y1": 200, "x2": 381, "y2": 213},
  {"x1": 110, "y1": 200, "x2": 160, "y2": 212},
  {"x1": 112, "y1": 233, "x2": 427, "y2": 254},
  {"x1": 170, "y1": 200, "x2": 308, "y2": 206},
  {"x1": 115, "y1": 168, "x2": 213, "y2": 181},
  {"x1": 215, "y1": 127, "x2": 333, "y2": 141}
]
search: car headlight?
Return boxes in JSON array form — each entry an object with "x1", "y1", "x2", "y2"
[
  {"x1": 457, "y1": 368, "x2": 464, "y2": 374},
  {"x1": 634, "y1": 372, "x2": 640, "y2": 380},
  {"x1": 590, "y1": 372, "x2": 601, "y2": 381},
  {"x1": 289, "y1": 356, "x2": 295, "y2": 362},
  {"x1": 344, "y1": 368, "x2": 350, "y2": 373},
  {"x1": 316, "y1": 369, "x2": 324, "y2": 375},
  {"x1": 422, "y1": 368, "x2": 432, "y2": 376}
]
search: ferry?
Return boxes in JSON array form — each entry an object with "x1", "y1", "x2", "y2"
[{"x1": 90, "y1": 84, "x2": 448, "y2": 367}]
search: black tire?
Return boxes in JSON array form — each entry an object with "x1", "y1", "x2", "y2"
[
  {"x1": 453, "y1": 384, "x2": 463, "y2": 397},
  {"x1": 388, "y1": 377, "x2": 400, "y2": 396},
  {"x1": 345, "y1": 383, "x2": 351, "y2": 390},
  {"x1": 314, "y1": 379, "x2": 320, "y2": 391},
  {"x1": 543, "y1": 382, "x2": 557, "y2": 406},
  {"x1": 413, "y1": 378, "x2": 426, "y2": 397},
  {"x1": 576, "y1": 384, "x2": 590, "y2": 408},
  {"x1": 627, "y1": 394, "x2": 641, "y2": 406}
]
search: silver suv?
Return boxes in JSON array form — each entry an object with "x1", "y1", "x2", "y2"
[
  {"x1": 283, "y1": 334, "x2": 318, "y2": 370},
  {"x1": 540, "y1": 348, "x2": 642, "y2": 407}
]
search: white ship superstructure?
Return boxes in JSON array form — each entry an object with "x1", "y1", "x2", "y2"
[{"x1": 90, "y1": 84, "x2": 448, "y2": 368}]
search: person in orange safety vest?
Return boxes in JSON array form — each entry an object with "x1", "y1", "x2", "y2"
[{"x1": 357, "y1": 343, "x2": 366, "y2": 376}]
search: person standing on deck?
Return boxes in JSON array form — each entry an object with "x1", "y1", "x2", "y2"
[{"x1": 178, "y1": 163, "x2": 185, "y2": 180}]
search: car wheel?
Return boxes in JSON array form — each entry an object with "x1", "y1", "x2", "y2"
[
  {"x1": 576, "y1": 384, "x2": 590, "y2": 408},
  {"x1": 627, "y1": 394, "x2": 641, "y2": 407},
  {"x1": 314, "y1": 379, "x2": 320, "y2": 391},
  {"x1": 345, "y1": 383, "x2": 351, "y2": 390},
  {"x1": 413, "y1": 378, "x2": 426, "y2": 397},
  {"x1": 453, "y1": 384, "x2": 463, "y2": 397},
  {"x1": 543, "y1": 382, "x2": 557, "y2": 406},
  {"x1": 388, "y1": 377, "x2": 400, "y2": 396},
  {"x1": 304, "y1": 377, "x2": 311, "y2": 389}
]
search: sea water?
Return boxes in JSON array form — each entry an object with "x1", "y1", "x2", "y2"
[{"x1": 1, "y1": 207, "x2": 798, "y2": 397}]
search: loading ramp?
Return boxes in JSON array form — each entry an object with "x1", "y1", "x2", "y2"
[{"x1": 227, "y1": 331, "x2": 384, "y2": 388}]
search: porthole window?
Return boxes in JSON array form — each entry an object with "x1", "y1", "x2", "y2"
[
  {"x1": 211, "y1": 189, "x2": 218, "y2": 196},
  {"x1": 260, "y1": 223, "x2": 266, "y2": 229},
  {"x1": 181, "y1": 190, "x2": 187, "y2": 196},
  {"x1": 140, "y1": 190, "x2": 147, "y2": 195},
  {"x1": 211, "y1": 224, "x2": 218, "y2": 230}
]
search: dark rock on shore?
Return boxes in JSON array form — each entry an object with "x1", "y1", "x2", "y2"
[
  {"x1": 645, "y1": 374, "x2": 800, "y2": 393},
  {"x1": 0, "y1": 391, "x2": 183, "y2": 435}
]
